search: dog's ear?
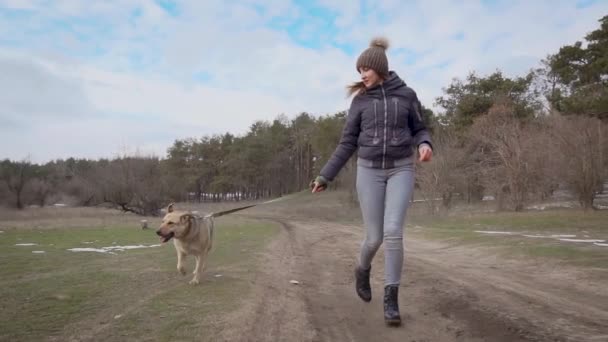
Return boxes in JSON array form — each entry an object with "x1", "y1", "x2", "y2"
[
  {"x1": 179, "y1": 213, "x2": 193, "y2": 225},
  {"x1": 167, "y1": 202, "x2": 175, "y2": 213}
]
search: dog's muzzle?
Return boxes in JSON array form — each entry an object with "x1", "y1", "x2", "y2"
[{"x1": 156, "y1": 230, "x2": 175, "y2": 243}]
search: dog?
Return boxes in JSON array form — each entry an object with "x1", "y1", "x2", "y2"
[{"x1": 156, "y1": 203, "x2": 214, "y2": 285}]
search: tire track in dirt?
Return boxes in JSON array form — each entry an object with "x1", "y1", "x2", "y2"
[
  {"x1": 216, "y1": 218, "x2": 316, "y2": 342},
  {"x1": 223, "y1": 215, "x2": 607, "y2": 342},
  {"x1": 284, "y1": 220, "x2": 550, "y2": 342},
  {"x1": 406, "y1": 239, "x2": 608, "y2": 342}
]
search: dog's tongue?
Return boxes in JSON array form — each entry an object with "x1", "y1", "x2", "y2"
[{"x1": 159, "y1": 233, "x2": 174, "y2": 243}]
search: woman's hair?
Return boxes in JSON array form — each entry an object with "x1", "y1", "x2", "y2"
[
  {"x1": 346, "y1": 81, "x2": 367, "y2": 97},
  {"x1": 346, "y1": 74, "x2": 387, "y2": 97}
]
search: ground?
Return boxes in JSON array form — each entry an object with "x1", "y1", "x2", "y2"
[{"x1": 1, "y1": 192, "x2": 607, "y2": 341}]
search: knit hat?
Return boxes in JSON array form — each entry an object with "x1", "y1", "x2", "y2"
[{"x1": 356, "y1": 37, "x2": 390, "y2": 77}]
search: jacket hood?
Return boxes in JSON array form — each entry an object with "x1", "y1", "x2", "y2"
[{"x1": 364, "y1": 71, "x2": 407, "y2": 96}]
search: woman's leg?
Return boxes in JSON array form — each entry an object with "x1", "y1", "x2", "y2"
[
  {"x1": 383, "y1": 160, "x2": 416, "y2": 286},
  {"x1": 381, "y1": 159, "x2": 416, "y2": 325},
  {"x1": 356, "y1": 164, "x2": 387, "y2": 269}
]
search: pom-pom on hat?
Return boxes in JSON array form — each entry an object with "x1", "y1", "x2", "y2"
[{"x1": 356, "y1": 37, "x2": 390, "y2": 77}]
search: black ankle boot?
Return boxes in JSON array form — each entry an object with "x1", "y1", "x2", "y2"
[
  {"x1": 383, "y1": 285, "x2": 401, "y2": 326},
  {"x1": 355, "y1": 265, "x2": 372, "y2": 302}
]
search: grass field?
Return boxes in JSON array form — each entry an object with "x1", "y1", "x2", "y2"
[
  {"x1": 1, "y1": 193, "x2": 607, "y2": 340},
  {"x1": 0, "y1": 215, "x2": 279, "y2": 342},
  {"x1": 409, "y1": 209, "x2": 608, "y2": 269},
  {"x1": 231, "y1": 189, "x2": 608, "y2": 270},
  {"x1": 195, "y1": 190, "x2": 608, "y2": 270}
]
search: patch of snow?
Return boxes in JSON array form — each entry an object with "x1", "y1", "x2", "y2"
[
  {"x1": 528, "y1": 205, "x2": 546, "y2": 210},
  {"x1": 15, "y1": 243, "x2": 37, "y2": 246},
  {"x1": 558, "y1": 239, "x2": 605, "y2": 243},
  {"x1": 102, "y1": 244, "x2": 162, "y2": 251},
  {"x1": 474, "y1": 231, "x2": 514, "y2": 235},
  {"x1": 475, "y1": 231, "x2": 608, "y2": 247},
  {"x1": 67, "y1": 244, "x2": 161, "y2": 254},
  {"x1": 527, "y1": 202, "x2": 576, "y2": 211},
  {"x1": 32, "y1": 251, "x2": 45, "y2": 254},
  {"x1": 413, "y1": 198, "x2": 442, "y2": 203},
  {"x1": 67, "y1": 248, "x2": 115, "y2": 254}
]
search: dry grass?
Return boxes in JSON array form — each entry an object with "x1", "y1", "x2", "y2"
[
  {"x1": 0, "y1": 206, "x2": 147, "y2": 230},
  {"x1": 0, "y1": 207, "x2": 280, "y2": 342},
  {"x1": 1, "y1": 191, "x2": 607, "y2": 340}
]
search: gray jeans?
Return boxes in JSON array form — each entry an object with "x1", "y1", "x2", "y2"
[{"x1": 356, "y1": 157, "x2": 416, "y2": 286}]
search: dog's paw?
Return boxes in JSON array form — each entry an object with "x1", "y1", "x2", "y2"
[
  {"x1": 189, "y1": 278, "x2": 200, "y2": 285},
  {"x1": 177, "y1": 266, "x2": 186, "y2": 276}
]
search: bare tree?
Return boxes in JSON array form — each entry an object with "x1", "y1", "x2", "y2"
[
  {"x1": 0, "y1": 158, "x2": 35, "y2": 209},
  {"x1": 468, "y1": 99, "x2": 543, "y2": 211},
  {"x1": 416, "y1": 124, "x2": 466, "y2": 215},
  {"x1": 547, "y1": 114, "x2": 606, "y2": 210},
  {"x1": 95, "y1": 155, "x2": 182, "y2": 216},
  {"x1": 26, "y1": 178, "x2": 54, "y2": 207}
]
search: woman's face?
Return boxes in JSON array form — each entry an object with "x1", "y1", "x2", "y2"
[{"x1": 359, "y1": 66, "x2": 382, "y2": 88}]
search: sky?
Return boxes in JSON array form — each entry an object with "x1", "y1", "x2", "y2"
[{"x1": 1, "y1": 0, "x2": 607, "y2": 163}]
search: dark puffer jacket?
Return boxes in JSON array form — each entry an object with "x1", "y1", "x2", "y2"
[{"x1": 319, "y1": 71, "x2": 432, "y2": 181}]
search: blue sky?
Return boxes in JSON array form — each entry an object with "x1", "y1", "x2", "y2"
[{"x1": 0, "y1": 0, "x2": 607, "y2": 163}]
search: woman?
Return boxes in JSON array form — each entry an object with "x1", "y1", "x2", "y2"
[{"x1": 310, "y1": 37, "x2": 433, "y2": 326}]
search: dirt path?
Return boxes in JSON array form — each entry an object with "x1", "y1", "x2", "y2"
[{"x1": 219, "y1": 216, "x2": 608, "y2": 342}]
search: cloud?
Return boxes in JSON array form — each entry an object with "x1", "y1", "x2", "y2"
[
  {"x1": 1, "y1": 0, "x2": 608, "y2": 163},
  {"x1": 0, "y1": 0, "x2": 39, "y2": 10},
  {"x1": 0, "y1": 51, "x2": 95, "y2": 123},
  {"x1": 0, "y1": 51, "x2": 326, "y2": 162},
  {"x1": 1, "y1": 116, "x2": 179, "y2": 162}
]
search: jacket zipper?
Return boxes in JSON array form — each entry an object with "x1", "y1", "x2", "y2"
[
  {"x1": 392, "y1": 98, "x2": 398, "y2": 140},
  {"x1": 381, "y1": 85, "x2": 388, "y2": 169},
  {"x1": 373, "y1": 100, "x2": 379, "y2": 144}
]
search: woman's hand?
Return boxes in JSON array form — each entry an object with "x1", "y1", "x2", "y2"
[
  {"x1": 418, "y1": 143, "x2": 433, "y2": 162},
  {"x1": 310, "y1": 176, "x2": 328, "y2": 193}
]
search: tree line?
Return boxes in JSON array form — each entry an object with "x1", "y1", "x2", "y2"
[{"x1": 1, "y1": 15, "x2": 607, "y2": 215}]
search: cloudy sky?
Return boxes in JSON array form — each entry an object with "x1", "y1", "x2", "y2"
[{"x1": 1, "y1": 0, "x2": 606, "y2": 163}]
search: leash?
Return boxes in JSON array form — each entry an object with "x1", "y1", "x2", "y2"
[{"x1": 202, "y1": 195, "x2": 294, "y2": 219}]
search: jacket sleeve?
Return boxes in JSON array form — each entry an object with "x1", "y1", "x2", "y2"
[
  {"x1": 409, "y1": 92, "x2": 433, "y2": 150},
  {"x1": 319, "y1": 98, "x2": 362, "y2": 181}
]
